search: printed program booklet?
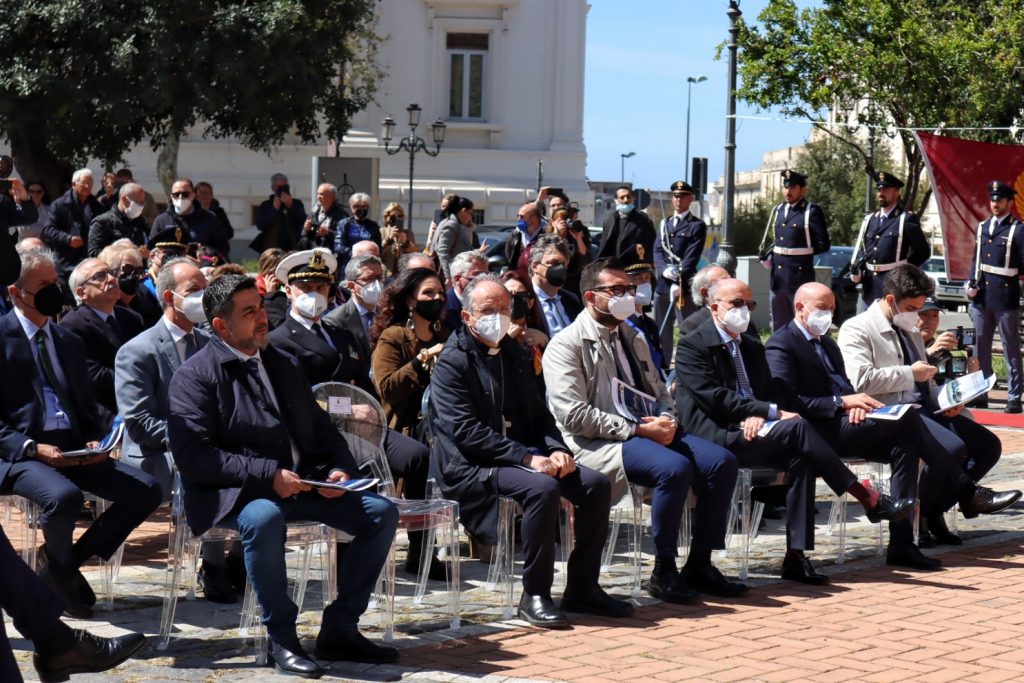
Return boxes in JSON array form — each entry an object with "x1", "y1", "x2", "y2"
[
  {"x1": 62, "y1": 417, "x2": 125, "y2": 459},
  {"x1": 298, "y1": 478, "x2": 379, "y2": 492},
  {"x1": 865, "y1": 403, "x2": 917, "y2": 421},
  {"x1": 935, "y1": 371, "x2": 996, "y2": 413},
  {"x1": 611, "y1": 378, "x2": 658, "y2": 422}
]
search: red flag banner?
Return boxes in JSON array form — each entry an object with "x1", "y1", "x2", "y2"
[{"x1": 915, "y1": 131, "x2": 1024, "y2": 280}]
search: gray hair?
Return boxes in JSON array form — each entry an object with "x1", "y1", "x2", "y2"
[
  {"x1": 318, "y1": 183, "x2": 336, "y2": 195},
  {"x1": 450, "y1": 249, "x2": 487, "y2": 280},
  {"x1": 691, "y1": 265, "x2": 729, "y2": 307},
  {"x1": 528, "y1": 234, "x2": 570, "y2": 271},
  {"x1": 460, "y1": 272, "x2": 506, "y2": 313},
  {"x1": 118, "y1": 182, "x2": 142, "y2": 199},
  {"x1": 344, "y1": 254, "x2": 382, "y2": 282},
  {"x1": 156, "y1": 257, "x2": 199, "y2": 307},
  {"x1": 14, "y1": 247, "x2": 56, "y2": 288},
  {"x1": 68, "y1": 257, "x2": 106, "y2": 305},
  {"x1": 349, "y1": 192, "x2": 371, "y2": 206},
  {"x1": 270, "y1": 173, "x2": 288, "y2": 187},
  {"x1": 71, "y1": 168, "x2": 93, "y2": 184}
]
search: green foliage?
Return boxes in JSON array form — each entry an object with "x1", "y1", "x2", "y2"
[
  {"x1": 795, "y1": 135, "x2": 895, "y2": 245},
  {"x1": 732, "y1": 194, "x2": 780, "y2": 257},
  {"x1": 0, "y1": 0, "x2": 382, "y2": 189},
  {"x1": 736, "y1": 0, "x2": 1024, "y2": 212}
]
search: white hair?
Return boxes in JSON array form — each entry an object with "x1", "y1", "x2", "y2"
[
  {"x1": 451, "y1": 250, "x2": 487, "y2": 280},
  {"x1": 68, "y1": 257, "x2": 106, "y2": 305},
  {"x1": 118, "y1": 182, "x2": 142, "y2": 199},
  {"x1": 71, "y1": 168, "x2": 93, "y2": 184},
  {"x1": 14, "y1": 247, "x2": 56, "y2": 288},
  {"x1": 349, "y1": 192, "x2": 371, "y2": 206}
]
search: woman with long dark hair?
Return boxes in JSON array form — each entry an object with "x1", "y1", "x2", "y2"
[{"x1": 431, "y1": 195, "x2": 478, "y2": 282}]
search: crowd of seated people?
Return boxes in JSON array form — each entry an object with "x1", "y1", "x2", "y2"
[{"x1": 0, "y1": 172, "x2": 1021, "y2": 681}]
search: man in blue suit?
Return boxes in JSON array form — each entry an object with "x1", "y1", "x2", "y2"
[
  {"x1": 167, "y1": 274, "x2": 399, "y2": 678},
  {"x1": 0, "y1": 247, "x2": 162, "y2": 619}
]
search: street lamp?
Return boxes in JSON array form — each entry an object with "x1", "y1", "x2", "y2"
[
  {"x1": 381, "y1": 103, "x2": 446, "y2": 232},
  {"x1": 685, "y1": 76, "x2": 707, "y2": 183},
  {"x1": 716, "y1": 0, "x2": 741, "y2": 274},
  {"x1": 620, "y1": 151, "x2": 636, "y2": 184}
]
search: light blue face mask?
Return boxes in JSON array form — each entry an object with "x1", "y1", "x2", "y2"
[{"x1": 616, "y1": 203, "x2": 635, "y2": 214}]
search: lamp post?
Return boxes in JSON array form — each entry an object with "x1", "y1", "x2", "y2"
[
  {"x1": 685, "y1": 76, "x2": 707, "y2": 183},
  {"x1": 716, "y1": 0, "x2": 741, "y2": 274},
  {"x1": 381, "y1": 103, "x2": 446, "y2": 232},
  {"x1": 620, "y1": 151, "x2": 636, "y2": 184}
]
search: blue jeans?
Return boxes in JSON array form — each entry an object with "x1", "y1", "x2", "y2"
[
  {"x1": 220, "y1": 492, "x2": 398, "y2": 643},
  {"x1": 621, "y1": 434, "x2": 738, "y2": 558}
]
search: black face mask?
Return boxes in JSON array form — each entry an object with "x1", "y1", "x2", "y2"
[
  {"x1": 414, "y1": 298, "x2": 445, "y2": 322},
  {"x1": 118, "y1": 274, "x2": 140, "y2": 296},
  {"x1": 24, "y1": 282, "x2": 64, "y2": 317},
  {"x1": 511, "y1": 291, "x2": 531, "y2": 320},
  {"x1": 354, "y1": 208, "x2": 369, "y2": 221},
  {"x1": 544, "y1": 263, "x2": 568, "y2": 288}
]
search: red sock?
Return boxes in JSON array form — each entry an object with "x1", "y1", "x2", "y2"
[{"x1": 847, "y1": 479, "x2": 880, "y2": 509}]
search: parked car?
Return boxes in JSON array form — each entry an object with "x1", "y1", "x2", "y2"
[
  {"x1": 928, "y1": 258, "x2": 970, "y2": 310},
  {"x1": 813, "y1": 246, "x2": 859, "y2": 324}
]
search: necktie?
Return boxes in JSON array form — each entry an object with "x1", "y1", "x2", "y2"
[
  {"x1": 183, "y1": 332, "x2": 198, "y2": 360},
  {"x1": 896, "y1": 331, "x2": 938, "y2": 411},
  {"x1": 245, "y1": 359, "x2": 279, "y2": 416},
  {"x1": 312, "y1": 323, "x2": 331, "y2": 345},
  {"x1": 35, "y1": 329, "x2": 81, "y2": 438},
  {"x1": 812, "y1": 338, "x2": 848, "y2": 395},
  {"x1": 609, "y1": 331, "x2": 628, "y2": 382},
  {"x1": 729, "y1": 339, "x2": 753, "y2": 398},
  {"x1": 363, "y1": 311, "x2": 374, "y2": 337},
  {"x1": 105, "y1": 315, "x2": 122, "y2": 340}
]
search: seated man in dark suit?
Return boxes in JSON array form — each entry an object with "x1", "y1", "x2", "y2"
[
  {"x1": 322, "y1": 254, "x2": 384, "y2": 385},
  {"x1": 678, "y1": 264, "x2": 730, "y2": 336},
  {"x1": 0, "y1": 248, "x2": 162, "y2": 618},
  {"x1": 529, "y1": 234, "x2": 582, "y2": 339},
  {"x1": 167, "y1": 274, "x2": 399, "y2": 676},
  {"x1": 675, "y1": 277, "x2": 915, "y2": 584},
  {"x1": 60, "y1": 258, "x2": 144, "y2": 423},
  {"x1": 432, "y1": 275, "x2": 631, "y2": 628},
  {"x1": 765, "y1": 282, "x2": 1003, "y2": 570},
  {"x1": 0, "y1": 522, "x2": 146, "y2": 683}
]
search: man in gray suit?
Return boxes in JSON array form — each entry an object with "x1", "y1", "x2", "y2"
[
  {"x1": 114, "y1": 258, "x2": 243, "y2": 603},
  {"x1": 322, "y1": 254, "x2": 384, "y2": 386}
]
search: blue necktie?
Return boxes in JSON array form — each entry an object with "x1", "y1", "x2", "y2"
[{"x1": 729, "y1": 339, "x2": 753, "y2": 398}]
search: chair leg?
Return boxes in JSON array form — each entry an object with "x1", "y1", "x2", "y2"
[
  {"x1": 629, "y1": 485, "x2": 644, "y2": 598},
  {"x1": 157, "y1": 518, "x2": 191, "y2": 651},
  {"x1": 556, "y1": 498, "x2": 575, "y2": 589},
  {"x1": 444, "y1": 514, "x2": 461, "y2": 631},
  {"x1": 381, "y1": 540, "x2": 397, "y2": 642},
  {"x1": 738, "y1": 469, "x2": 752, "y2": 581}
]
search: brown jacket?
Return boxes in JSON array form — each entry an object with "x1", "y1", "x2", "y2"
[{"x1": 371, "y1": 324, "x2": 449, "y2": 434}]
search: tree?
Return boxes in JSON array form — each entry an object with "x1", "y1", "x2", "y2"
[
  {"x1": 733, "y1": 195, "x2": 780, "y2": 257},
  {"x1": 795, "y1": 135, "x2": 895, "y2": 245},
  {"x1": 0, "y1": 1, "x2": 382, "y2": 196},
  {"x1": 736, "y1": 0, "x2": 1024, "y2": 214}
]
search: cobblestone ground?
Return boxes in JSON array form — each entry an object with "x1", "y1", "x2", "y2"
[{"x1": 8, "y1": 427, "x2": 1024, "y2": 682}]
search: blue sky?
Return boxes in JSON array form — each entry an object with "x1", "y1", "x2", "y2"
[{"x1": 583, "y1": 0, "x2": 815, "y2": 190}]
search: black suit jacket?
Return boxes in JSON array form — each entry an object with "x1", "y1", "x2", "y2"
[
  {"x1": 42, "y1": 188, "x2": 105, "y2": 273},
  {"x1": 60, "y1": 304, "x2": 144, "y2": 421},
  {"x1": 322, "y1": 298, "x2": 373, "y2": 386},
  {"x1": 535, "y1": 289, "x2": 583, "y2": 338},
  {"x1": 675, "y1": 315, "x2": 788, "y2": 447},
  {"x1": 268, "y1": 313, "x2": 375, "y2": 394},
  {"x1": 166, "y1": 338, "x2": 359, "y2": 536},
  {"x1": 0, "y1": 311, "x2": 106, "y2": 486},
  {"x1": 598, "y1": 208, "x2": 655, "y2": 259},
  {"x1": 765, "y1": 320, "x2": 854, "y2": 420}
]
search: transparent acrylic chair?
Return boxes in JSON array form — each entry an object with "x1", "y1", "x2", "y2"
[
  {"x1": 312, "y1": 381, "x2": 461, "y2": 640},
  {"x1": 721, "y1": 467, "x2": 788, "y2": 580},
  {"x1": 826, "y1": 460, "x2": 888, "y2": 564}
]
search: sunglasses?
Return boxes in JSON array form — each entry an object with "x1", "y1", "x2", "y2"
[
  {"x1": 716, "y1": 298, "x2": 758, "y2": 310},
  {"x1": 170, "y1": 191, "x2": 192, "y2": 199},
  {"x1": 591, "y1": 284, "x2": 638, "y2": 297},
  {"x1": 84, "y1": 269, "x2": 118, "y2": 285}
]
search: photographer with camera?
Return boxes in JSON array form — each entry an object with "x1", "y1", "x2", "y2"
[
  {"x1": 251, "y1": 173, "x2": 307, "y2": 253},
  {"x1": 916, "y1": 297, "x2": 980, "y2": 387}
]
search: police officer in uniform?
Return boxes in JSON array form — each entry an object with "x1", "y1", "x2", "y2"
[
  {"x1": 966, "y1": 180, "x2": 1024, "y2": 414},
  {"x1": 654, "y1": 180, "x2": 706, "y2": 365},
  {"x1": 850, "y1": 172, "x2": 928, "y2": 311},
  {"x1": 760, "y1": 170, "x2": 830, "y2": 331}
]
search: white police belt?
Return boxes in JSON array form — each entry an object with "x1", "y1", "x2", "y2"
[
  {"x1": 979, "y1": 264, "x2": 1019, "y2": 277},
  {"x1": 865, "y1": 259, "x2": 908, "y2": 273},
  {"x1": 772, "y1": 246, "x2": 814, "y2": 256}
]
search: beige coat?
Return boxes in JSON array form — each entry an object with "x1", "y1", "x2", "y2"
[
  {"x1": 837, "y1": 301, "x2": 937, "y2": 405},
  {"x1": 542, "y1": 309, "x2": 674, "y2": 502}
]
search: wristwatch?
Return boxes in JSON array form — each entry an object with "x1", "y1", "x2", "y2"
[
  {"x1": 22, "y1": 440, "x2": 37, "y2": 459},
  {"x1": 833, "y1": 396, "x2": 844, "y2": 415}
]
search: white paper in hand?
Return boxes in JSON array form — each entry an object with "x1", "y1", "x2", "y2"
[{"x1": 328, "y1": 396, "x2": 352, "y2": 416}]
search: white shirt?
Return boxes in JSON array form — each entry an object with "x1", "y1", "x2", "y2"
[
  {"x1": 713, "y1": 320, "x2": 778, "y2": 419},
  {"x1": 162, "y1": 317, "x2": 192, "y2": 364},
  {"x1": 290, "y1": 310, "x2": 336, "y2": 350},
  {"x1": 87, "y1": 305, "x2": 115, "y2": 324}
]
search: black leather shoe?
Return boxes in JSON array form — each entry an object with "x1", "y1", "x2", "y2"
[
  {"x1": 33, "y1": 629, "x2": 146, "y2": 682},
  {"x1": 648, "y1": 558, "x2": 699, "y2": 604},
  {"x1": 925, "y1": 514, "x2": 962, "y2": 545},
  {"x1": 1004, "y1": 400, "x2": 1022, "y2": 414},
  {"x1": 517, "y1": 593, "x2": 571, "y2": 629},
  {"x1": 314, "y1": 626, "x2": 400, "y2": 664},
  {"x1": 864, "y1": 494, "x2": 916, "y2": 524},
  {"x1": 403, "y1": 553, "x2": 447, "y2": 582},
  {"x1": 887, "y1": 543, "x2": 943, "y2": 570},
  {"x1": 268, "y1": 638, "x2": 323, "y2": 678},
  {"x1": 224, "y1": 551, "x2": 247, "y2": 594},
  {"x1": 681, "y1": 563, "x2": 750, "y2": 598},
  {"x1": 38, "y1": 545, "x2": 96, "y2": 607},
  {"x1": 561, "y1": 584, "x2": 634, "y2": 618},
  {"x1": 781, "y1": 556, "x2": 829, "y2": 585},
  {"x1": 38, "y1": 567, "x2": 92, "y2": 620},
  {"x1": 198, "y1": 561, "x2": 238, "y2": 604},
  {"x1": 960, "y1": 486, "x2": 1022, "y2": 519}
]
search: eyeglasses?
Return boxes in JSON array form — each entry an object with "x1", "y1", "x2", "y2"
[
  {"x1": 170, "y1": 191, "x2": 192, "y2": 199},
  {"x1": 83, "y1": 269, "x2": 117, "y2": 285},
  {"x1": 28, "y1": 188, "x2": 44, "y2": 195},
  {"x1": 715, "y1": 298, "x2": 758, "y2": 310},
  {"x1": 591, "y1": 284, "x2": 638, "y2": 297}
]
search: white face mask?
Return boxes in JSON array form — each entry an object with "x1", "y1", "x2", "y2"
[
  {"x1": 634, "y1": 282, "x2": 653, "y2": 307},
  {"x1": 805, "y1": 309, "x2": 833, "y2": 336},
  {"x1": 358, "y1": 279, "x2": 382, "y2": 306},
  {"x1": 891, "y1": 302, "x2": 919, "y2": 334},
  {"x1": 294, "y1": 291, "x2": 327, "y2": 320},
  {"x1": 473, "y1": 312, "x2": 511, "y2": 346},
  {"x1": 172, "y1": 196, "x2": 193, "y2": 214},
  {"x1": 720, "y1": 305, "x2": 750, "y2": 335},
  {"x1": 174, "y1": 290, "x2": 206, "y2": 324},
  {"x1": 124, "y1": 199, "x2": 144, "y2": 220},
  {"x1": 601, "y1": 293, "x2": 636, "y2": 321}
]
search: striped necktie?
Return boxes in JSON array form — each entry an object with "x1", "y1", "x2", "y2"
[{"x1": 729, "y1": 339, "x2": 753, "y2": 398}]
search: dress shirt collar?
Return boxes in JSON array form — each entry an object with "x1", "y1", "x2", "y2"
[
  {"x1": 161, "y1": 316, "x2": 190, "y2": 343},
  {"x1": 794, "y1": 317, "x2": 816, "y2": 341},
  {"x1": 289, "y1": 309, "x2": 317, "y2": 332},
  {"x1": 352, "y1": 297, "x2": 373, "y2": 319},
  {"x1": 223, "y1": 339, "x2": 261, "y2": 363},
  {"x1": 713, "y1": 319, "x2": 739, "y2": 345},
  {"x1": 87, "y1": 305, "x2": 114, "y2": 322},
  {"x1": 13, "y1": 306, "x2": 49, "y2": 340},
  {"x1": 535, "y1": 287, "x2": 560, "y2": 304}
]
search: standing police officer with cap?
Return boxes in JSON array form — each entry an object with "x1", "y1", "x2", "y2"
[
  {"x1": 966, "y1": 180, "x2": 1024, "y2": 414},
  {"x1": 850, "y1": 171, "x2": 928, "y2": 311},
  {"x1": 654, "y1": 180, "x2": 706, "y2": 363},
  {"x1": 759, "y1": 170, "x2": 830, "y2": 331}
]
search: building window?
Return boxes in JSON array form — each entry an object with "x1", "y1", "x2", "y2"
[
  {"x1": 471, "y1": 209, "x2": 486, "y2": 225},
  {"x1": 447, "y1": 33, "x2": 488, "y2": 121}
]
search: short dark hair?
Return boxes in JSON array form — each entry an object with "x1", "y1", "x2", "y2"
[
  {"x1": 615, "y1": 185, "x2": 632, "y2": 196},
  {"x1": 883, "y1": 264, "x2": 934, "y2": 301},
  {"x1": 203, "y1": 273, "x2": 257, "y2": 322},
  {"x1": 580, "y1": 257, "x2": 625, "y2": 294}
]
